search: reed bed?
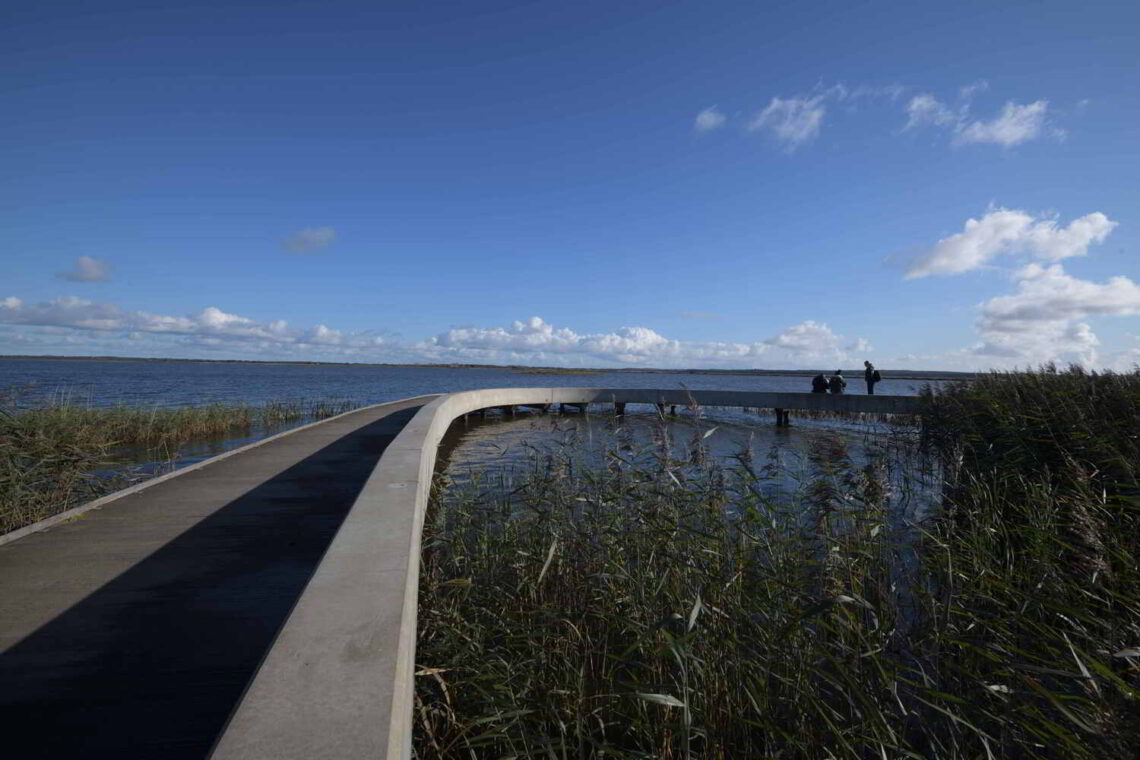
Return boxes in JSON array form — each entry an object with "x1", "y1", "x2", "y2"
[
  {"x1": 416, "y1": 367, "x2": 1140, "y2": 759},
  {"x1": 0, "y1": 396, "x2": 355, "y2": 534}
]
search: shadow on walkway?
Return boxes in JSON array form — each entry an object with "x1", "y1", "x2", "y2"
[{"x1": 0, "y1": 406, "x2": 420, "y2": 759}]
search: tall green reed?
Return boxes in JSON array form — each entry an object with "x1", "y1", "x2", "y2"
[
  {"x1": 417, "y1": 369, "x2": 1140, "y2": 759},
  {"x1": 0, "y1": 394, "x2": 355, "y2": 534}
]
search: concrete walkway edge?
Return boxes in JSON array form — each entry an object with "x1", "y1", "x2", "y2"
[
  {"x1": 0, "y1": 394, "x2": 443, "y2": 549},
  {"x1": 209, "y1": 388, "x2": 923, "y2": 760}
]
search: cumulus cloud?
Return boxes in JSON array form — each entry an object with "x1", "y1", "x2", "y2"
[
  {"x1": 763, "y1": 320, "x2": 841, "y2": 354},
  {"x1": 282, "y1": 226, "x2": 336, "y2": 253},
  {"x1": 1, "y1": 297, "x2": 882, "y2": 368},
  {"x1": 748, "y1": 95, "x2": 828, "y2": 149},
  {"x1": 693, "y1": 106, "x2": 726, "y2": 132},
  {"x1": 426, "y1": 316, "x2": 771, "y2": 366},
  {"x1": 979, "y1": 263, "x2": 1140, "y2": 330},
  {"x1": 0, "y1": 295, "x2": 384, "y2": 352},
  {"x1": 966, "y1": 264, "x2": 1140, "y2": 367},
  {"x1": 57, "y1": 256, "x2": 111, "y2": 282},
  {"x1": 427, "y1": 317, "x2": 874, "y2": 367},
  {"x1": 762, "y1": 320, "x2": 873, "y2": 360},
  {"x1": 906, "y1": 208, "x2": 1117, "y2": 279},
  {"x1": 1105, "y1": 347, "x2": 1140, "y2": 371}
]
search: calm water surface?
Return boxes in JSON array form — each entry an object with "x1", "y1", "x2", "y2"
[
  {"x1": 1, "y1": 359, "x2": 933, "y2": 407},
  {"x1": 438, "y1": 402, "x2": 936, "y2": 519},
  {"x1": 2, "y1": 358, "x2": 940, "y2": 477}
]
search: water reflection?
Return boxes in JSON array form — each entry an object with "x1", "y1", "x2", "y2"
[{"x1": 438, "y1": 403, "x2": 940, "y2": 524}]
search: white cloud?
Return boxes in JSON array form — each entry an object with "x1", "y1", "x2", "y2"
[
  {"x1": 1, "y1": 298, "x2": 880, "y2": 368},
  {"x1": 748, "y1": 95, "x2": 827, "y2": 149},
  {"x1": 901, "y1": 84, "x2": 1061, "y2": 147},
  {"x1": 955, "y1": 100, "x2": 1051, "y2": 147},
  {"x1": 426, "y1": 316, "x2": 770, "y2": 366},
  {"x1": 423, "y1": 317, "x2": 872, "y2": 367},
  {"x1": 762, "y1": 320, "x2": 872, "y2": 359},
  {"x1": 845, "y1": 83, "x2": 907, "y2": 102},
  {"x1": 282, "y1": 226, "x2": 336, "y2": 253},
  {"x1": 718, "y1": 82, "x2": 900, "y2": 150},
  {"x1": 979, "y1": 263, "x2": 1140, "y2": 329},
  {"x1": 906, "y1": 208, "x2": 1117, "y2": 279},
  {"x1": 0, "y1": 296, "x2": 385, "y2": 351},
  {"x1": 693, "y1": 106, "x2": 726, "y2": 132},
  {"x1": 428, "y1": 318, "x2": 873, "y2": 366},
  {"x1": 1105, "y1": 347, "x2": 1140, "y2": 371},
  {"x1": 905, "y1": 94, "x2": 958, "y2": 129},
  {"x1": 764, "y1": 320, "x2": 841, "y2": 354},
  {"x1": 958, "y1": 79, "x2": 990, "y2": 100},
  {"x1": 967, "y1": 264, "x2": 1140, "y2": 367},
  {"x1": 57, "y1": 256, "x2": 111, "y2": 282}
]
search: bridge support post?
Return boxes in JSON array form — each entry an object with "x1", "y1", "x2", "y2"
[
  {"x1": 614, "y1": 401, "x2": 626, "y2": 416},
  {"x1": 774, "y1": 408, "x2": 790, "y2": 427}
]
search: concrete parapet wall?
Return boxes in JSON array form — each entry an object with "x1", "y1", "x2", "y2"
[{"x1": 210, "y1": 388, "x2": 923, "y2": 760}]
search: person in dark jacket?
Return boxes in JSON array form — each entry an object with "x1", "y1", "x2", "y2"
[
  {"x1": 811, "y1": 373, "x2": 829, "y2": 393},
  {"x1": 828, "y1": 370, "x2": 847, "y2": 394},
  {"x1": 864, "y1": 361, "x2": 881, "y2": 394}
]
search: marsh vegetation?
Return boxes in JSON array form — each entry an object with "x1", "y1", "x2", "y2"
[
  {"x1": 416, "y1": 368, "x2": 1140, "y2": 759},
  {"x1": 0, "y1": 393, "x2": 354, "y2": 534}
]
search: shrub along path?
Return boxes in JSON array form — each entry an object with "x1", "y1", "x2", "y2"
[{"x1": 0, "y1": 397, "x2": 429, "y2": 759}]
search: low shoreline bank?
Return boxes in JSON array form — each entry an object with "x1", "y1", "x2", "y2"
[{"x1": 0, "y1": 354, "x2": 975, "y2": 381}]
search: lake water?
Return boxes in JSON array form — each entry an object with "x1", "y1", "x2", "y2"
[
  {"x1": 437, "y1": 396, "x2": 937, "y2": 521},
  {"x1": 0, "y1": 358, "x2": 934, "y2": 407},
  {"x1": 1, "y1": 358, "x2": 941, "y2": 483}
]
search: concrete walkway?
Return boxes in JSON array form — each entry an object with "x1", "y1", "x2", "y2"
[{"x1": 0, "y1": 398, "x2": 427, "y2": 759}]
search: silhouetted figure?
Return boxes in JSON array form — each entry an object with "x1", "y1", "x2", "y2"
[
  {"x1": 828, "y1": 370, "x2": 846, "y2": 395},
  {"x1": 864, "y1": 361, "x2": 881, "y2": 394},
  {"x1": 811, "y1": 373, "x2": 829, "y2": 393}
]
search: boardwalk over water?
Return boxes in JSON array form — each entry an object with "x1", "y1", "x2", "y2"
[
  {"x1": 0, "y1": 389, "x2": 921, "y2": 759},
  {"x1": 0, "y1": 398, "x2": 429, "y2": 758}
]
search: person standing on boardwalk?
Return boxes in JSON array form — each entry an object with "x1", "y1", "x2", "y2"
[
  {"x1": 811, "y1": 372, "x2": 829, "y2": 393},
  {"x1": 864, "y1": 361, "x2": 881, "y2": 394},
  {"x1": 828, "y1": 370, "x2": 847, "y2": 394}
]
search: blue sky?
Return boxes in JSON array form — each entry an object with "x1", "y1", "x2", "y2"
[{"x1": 3, "y1": 0, "x2": 1138, "y2": 369}]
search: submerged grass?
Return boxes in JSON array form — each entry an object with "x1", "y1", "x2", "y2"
[
  {"x1": 416, "y1": 368, "x2": 1140, "y2": 759},
  {"x1": 0, "y1": 395, "x2": 355, "y2": 534}
]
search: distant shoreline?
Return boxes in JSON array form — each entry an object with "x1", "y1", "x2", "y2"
[{"x1": 0, "y1": 354, "x2": 978, "y2": 381}]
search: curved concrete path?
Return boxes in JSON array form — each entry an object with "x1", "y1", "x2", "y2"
[
  {"x1": 211, "y1": 388, "x2": 922, "y2": 760},
  {"x1": 0, "y1": 396, "x2": 434, "y2": 759}
]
